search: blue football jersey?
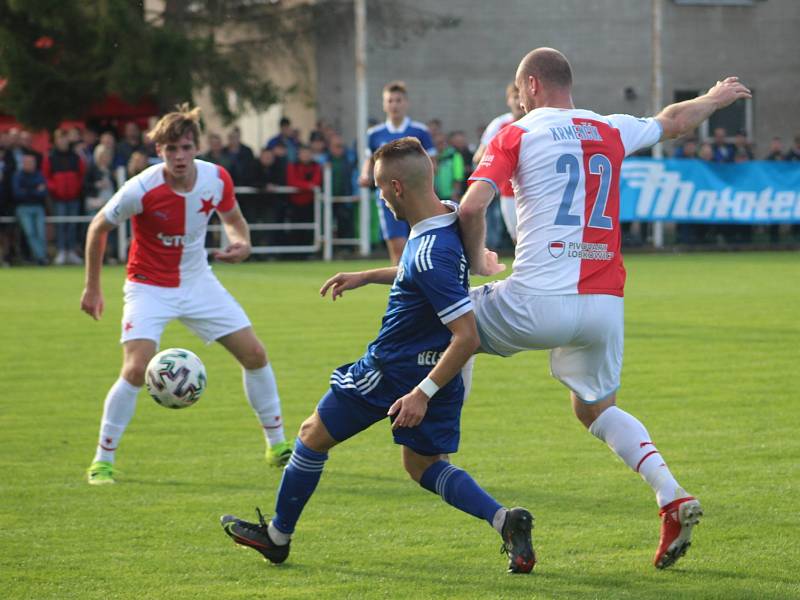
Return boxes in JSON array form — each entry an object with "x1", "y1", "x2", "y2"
[
  {"x1": 367, "y1": 117, "x2": 436, "y2": 156},
  {"x1": 364, "y1": 202, "x2": 471, "y2": 388}
]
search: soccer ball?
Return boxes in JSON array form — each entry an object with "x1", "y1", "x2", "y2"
[{"x1": 145, "y1": 348, "x2": 207, "y2": 409}]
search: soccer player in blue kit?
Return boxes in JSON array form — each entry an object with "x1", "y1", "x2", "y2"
[
  {"x1": 359, "y1": 81, "x2": 435, "y2": 264},
  {"x1": 221, "y1": 138, "x2": 535, "y2": 574}
]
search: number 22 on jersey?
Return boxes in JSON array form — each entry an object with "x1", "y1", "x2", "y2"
[{"x1": 554, "y1": 153, "x2": 614, "y2": 230}]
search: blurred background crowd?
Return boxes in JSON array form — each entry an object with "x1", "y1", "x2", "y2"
[{"x1": 1, "y1": 115, "x2": 799, "y2": 267}]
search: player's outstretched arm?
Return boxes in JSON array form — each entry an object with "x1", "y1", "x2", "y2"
[
  {"x1": 656, "y1": 76, "x2": 751, "y2": 140},
  {"x1": 388, "y1": 311, "x2": 480, "y2": 429},
  {"x1": 81, "y1": 211, "x2": 116, "y2": 320},
  {"x1": 320, "y1": 267, "x2": 398, "y2": 301},
  {"x1": 458, "y1": 181, "x2": 506, "y2": 277},
  {"x1": 215, "y1": 205, "x2": 252, "y2": 263}
]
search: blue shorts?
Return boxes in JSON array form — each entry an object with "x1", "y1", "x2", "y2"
[
  {"x1": 317, "y1": 361, "x2": 462, "y2": 456},
  {"x1": 376, "y1": 196, "x2": 410, "y2": 240}
]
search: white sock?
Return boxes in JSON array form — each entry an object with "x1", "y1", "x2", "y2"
[
  {"x1": 268, "y1": 521, "x2": 291, "y2": 546},
  {"x1": 589, "y1": 406, "x2": 684, "y2": 507},
  {"x1": 243, "y1": 364, "x2": 286, "y2": 446},
  {"x1": 492, "y1": 507, "x2": 508, "y2": 534},
  {"x1": 462, "y1": 356, "x2": 476, "y2": 403},
  {"x1": 93, "y1": 377, "x2": 140, "y2": 464}
]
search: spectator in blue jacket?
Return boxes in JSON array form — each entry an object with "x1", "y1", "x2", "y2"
[{"x1": 12, "y1": 154, "x2": 49, "y2": 265}]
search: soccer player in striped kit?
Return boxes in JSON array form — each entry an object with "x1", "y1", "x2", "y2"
[
  {"x1": 460, "y1": 48, "x2": 750, "y2": 569},
  {"x1": 81, "y1": 106, "x2": 291, "y2": 484},
  {"x1": 221, "y1": 138, "x2": 535, "y2": 574}
]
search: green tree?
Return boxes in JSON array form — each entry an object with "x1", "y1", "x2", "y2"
[
  {"x1": 0, "y1": 0, "x2": 459, "y2": 130},
  {"x1": 0, "y1": 0, "x2": 281, "y2": 129}
]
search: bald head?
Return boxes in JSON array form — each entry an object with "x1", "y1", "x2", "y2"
[{"x1": 517, "y1": 47, "x2": 572, "y2": 90}]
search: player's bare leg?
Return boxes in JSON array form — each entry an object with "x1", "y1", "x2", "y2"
[
  {"x1": 218, "y1": 326, "x2": 290, "y2": 466},
  {"x1": 575, "y1": 392, "x2": 702, "y2": 568},
  {"x1": 385, "y1": 236, "x2": 407, "y2": 265},
  {"x1": 87, "y1": 339, "x2": 156, "y2": 484}
]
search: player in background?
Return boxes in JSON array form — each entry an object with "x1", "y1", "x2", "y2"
[
  {"x1": 221, "y1": 138, "x2": 535, "y2": 574},
  {"x1": 81, "y1": 105, "x2": 292, "y2": 485},
  {"x1": 358, "y1": 81, "x2": 435, "y2": 264},
  {"x1": 473, "y1": 82, "x2": 525, "y2": 243},
  {"x1": 460, "y1": 48, "x2": 751, "y2": 569}
]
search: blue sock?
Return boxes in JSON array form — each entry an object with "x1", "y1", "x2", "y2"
[
  {"x1": 419, "y1": 460, "x2": 503, "y2": 526},
  {"x1": 272, "y1": 438, "x2": 328, "y2": 534}
]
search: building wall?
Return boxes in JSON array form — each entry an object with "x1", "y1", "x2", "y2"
[{"x1": 315, "y1": 0, "x2": 800, "y2": 154}]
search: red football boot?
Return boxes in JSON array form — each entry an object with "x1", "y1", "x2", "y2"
[{"x1": 654, "y1": 496, "x2": 703, "y2": 569}]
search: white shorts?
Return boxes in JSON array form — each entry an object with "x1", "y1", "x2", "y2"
[
  {"x1": 469, "y1": 280, "x2": 623, "y2": 403},
  {"x1": 120, "y1": 272, "x2": 251, "y2": 345},
  {"x1": 499, "y1": 195, "x2": 517, "y2": 243}
]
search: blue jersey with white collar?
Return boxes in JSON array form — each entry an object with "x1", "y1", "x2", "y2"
[
  {"x1": 365, "y1": 201, "x2": 471, "y2": 383},
  {"x1": 367, "y1": 117, "x2": 436, "y2": 157}
]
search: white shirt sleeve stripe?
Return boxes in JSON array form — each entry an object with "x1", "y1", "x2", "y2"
[
  {"x1": 436, "y1": 296, "x2": 471, "y2": 318},
  {"x1": 440, "y1": 301, "x2": 474, "y2": 325}
]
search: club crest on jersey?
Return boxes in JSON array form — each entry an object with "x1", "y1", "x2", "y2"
[{"x1": 548, "y1": 241, "x2": 566, "y2": 258}]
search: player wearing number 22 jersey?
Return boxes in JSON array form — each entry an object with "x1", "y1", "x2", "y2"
[
  {"x1": 472, "y1": 108, "x2": 661, "y2": 297},
  {"x1": 460, "y1": 48, "x2": 749, "y2": 570}
]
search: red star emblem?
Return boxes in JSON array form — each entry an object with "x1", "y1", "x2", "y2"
[
  {"x1": 198, "y1": 197, "x2": 216, "y2": 216},
  {"x1": 124, "y1": 321, "x2": 134, "y2": 332}
]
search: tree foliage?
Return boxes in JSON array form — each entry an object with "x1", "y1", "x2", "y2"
[{"x1": 0, "y1": 0, "x2": 459, "y2": 130}]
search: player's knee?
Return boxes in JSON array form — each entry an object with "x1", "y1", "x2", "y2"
[
  {"x1": 297, "y1": 413, "x2": 336, "y2": 453},
  {"x1": 572, "y1": 391, "x2": 615, "y2": 428},
  {"x1": 239, "y1": 341, "x2": 267, "y2": 370},
  {"x1": 121, "y1": 361, "x2": 147, "y2": 387},
  {"x1": 402, "y1": 449, "x2": 441, "y2": 483}
]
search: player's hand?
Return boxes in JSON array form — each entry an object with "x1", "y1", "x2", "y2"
[
  {"x1": 706, "y1": 76, "x2": 751, "y2": 110},
  {"x1": 483, "y1": 249, "x2": 507, "y2": 275},
  {"x1": 80, "y1": 287, "x2": 104, "y2": 320},
  {"x1": 213, "y1": 241, "x2": 251, "y2": 263},
  {"x1": 319, "y1": 271, "x2": 367, "y2": 301},
  {"x1": 358, "y1": 175, "x2": 372, "y2": 188},
  {"x1": 472, "y1": 248, "x2": 506, "y2": 277},
  {"x1": 388, "y1": 388, "x2": 430, "y2": 430}
]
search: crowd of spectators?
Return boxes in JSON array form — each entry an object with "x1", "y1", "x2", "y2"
[
  {"x1": 671, "y1": 127, "x2": 800, "y2": 244},
  {"x1": 2, "y1": 118, "x2": 797, "y2": 266},
  {"x1": 0, "y1": 123, "x2": 157, "y2": 266}
]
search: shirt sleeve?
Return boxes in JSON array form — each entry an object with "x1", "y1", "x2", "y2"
[
  {"x1": 103, "y1": 178, "x2": 143, "y2": 225},
  {"x1": 479, "y1": 115, "x2": 504, "y2": 147},
  {"x1": 216, "y1": 165, "x2": 236, "y2": 212},
  {"x1": 468, "y1": 124, "x2": 524, "y2": 196},
  {"x1": 413, "y1": 241, "x2": 472, "y2": 325},
  {"x1": 418, "y1": 128, "x2": 436, "y2": 155},
  {"x1": 606, "y1": 114, "x2": 663, "y2": 157}
]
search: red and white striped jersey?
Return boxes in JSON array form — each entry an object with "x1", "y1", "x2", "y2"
[
  {"x1": 479, "y1": 112, "x2": 515, "y2": 197},
  {"x1": 470, "y1": 108, "x2": 661, "y2": 297},
  {"x1": 104, "y1": 160, "x2": 236, "y2": 287}
]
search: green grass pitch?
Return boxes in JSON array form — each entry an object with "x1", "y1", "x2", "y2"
[{"x1": 1, "y1": 252, "x2": 798, "y2": 599}]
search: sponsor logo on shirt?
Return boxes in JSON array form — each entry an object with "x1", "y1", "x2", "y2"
[
  {"x1": 548, "y1": 240, "x2": 565, "y2": 258},
  {"x1": 479, "y1": 153, "x2": 495, "y2": 168},
  {"x1": 157, "y1": 231, "x2": 204, "y2": 247},
  {"x1": 417, "y1": 350, "x2": 444, "y2": 366},
  {"x1": 565, "y1": 241, "x2": 615, "y2": 261}
]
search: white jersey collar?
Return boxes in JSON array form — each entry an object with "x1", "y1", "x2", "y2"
[
  {"x1": 385, "y1": 116, "x2": 411, "y2": 134},
  {"x1": 409, "y1": 200, "x2": 459, "y2": 239}
]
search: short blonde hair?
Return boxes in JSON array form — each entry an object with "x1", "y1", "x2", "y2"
[
  {"x1": 383, "y1": 80, "x2": 408, "y2": 96},
  {"x1": 147, "y1": 104, "x2": 202, "y2": 145}
]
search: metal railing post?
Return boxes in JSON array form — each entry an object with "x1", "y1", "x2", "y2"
[{"x1": 323, "y1": 164, "x2": 333, "y2": 261}]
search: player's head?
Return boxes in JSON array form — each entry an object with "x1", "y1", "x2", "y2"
[
  {"x1": 506, "y1": 82, "x2": 524, "y2": 119},
  {"x1": 373, "y1": 136, "x2": 433, "y2": 221},
  {"x1": 515, "y1": 48, "x2": 573, "y2": 113},
  {"x1": 148, "y1": 104, "x2": 202, "y2": 180},
  {"x1": 382, "y1": 80, "x2": 409, "y2": 122}
]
